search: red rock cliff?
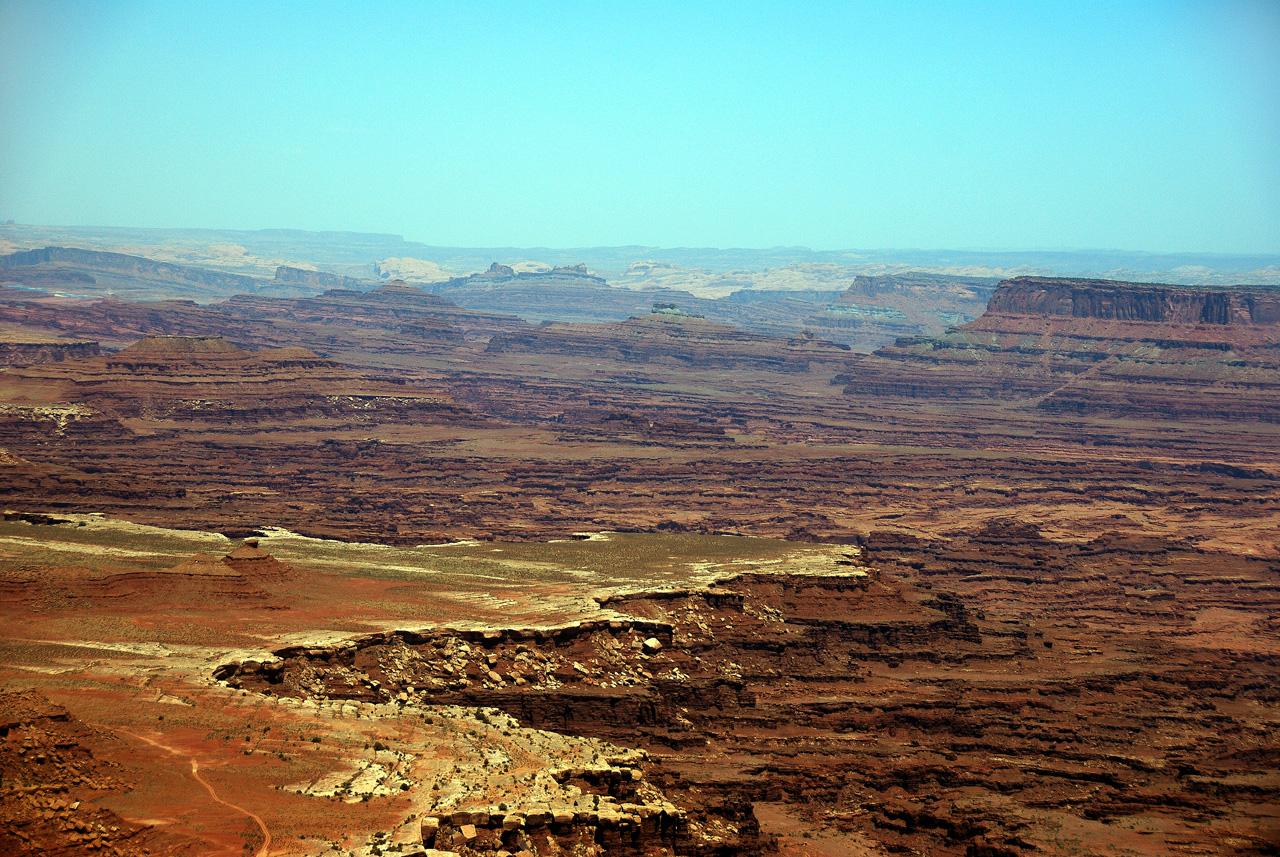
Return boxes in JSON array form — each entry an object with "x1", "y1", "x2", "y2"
[{"x1": 986, "y1": 276, "x2": 1280, "y2": 325}]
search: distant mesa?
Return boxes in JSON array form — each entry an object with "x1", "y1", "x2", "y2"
[
  {"x1": 986, "y1": 275, "x2": 1280, "y2": 325},
  {"x1": 425, "y1": 263, "x2": 678, "y2": 324},
  {"x1": 216, "y1": 281, "x2": 528, "y2": 343},
  {"x1": 272, "y1": 265, "x2": 369, "y2": 292},
  {"x1": 0, "y1": 246, "x2": 383, "y2": 302},
  {"x1": 839, "y1": 275, "x2": 1280, "y2": 422},
  {"x1": 488, "y1": 311, "x2": 852, "y2": 372},
  {"x1": 376, "y1": 278, "x2": 442, "y2": 293},
  {"x1": 483, "y1": 262, "x2": 517, "y2": 277},
  {"x1": 844, "y1": 272, "x2": 999, "y2": 300},
  {"x1": 550, "y1": 263, "x2": 593, "y2": 277},
  {"x1": 0, "y1": 246, "x2": 262, "y2": 298},
  {"x1": 476, "y1": 261, "x2": 595, "y2": 280},
  {"x1": 438, "y1": 262, "x2": 607, "y2": 291},
  {"x1": 799, "y1": 272, "x2": 999, "y2": 349},
  {"x1": 375, "y1": 256, "x2": 453, "y2": 284},
  {"x1": 115, "y1": 334, "x2": 242, "y2": 357},
  {"x1": 650, "y1": 302, "x2": 704, "y2": 319},
  {"x1": 221, "y1": 542, "x2": 291, "y2": 578}
]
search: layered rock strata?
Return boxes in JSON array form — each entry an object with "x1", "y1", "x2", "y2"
[
  {"x1": 843, "y1": 276, "x2": 1280, "y2": 422},
  {"x1": 216, "y1": 530, "x2": 1280, "y2": 856},
  {"x1": 805, "y1": 272, "x2": 997, "y2": 349},
  {"x1": 0, "y1": 282, "x2": 529, "y2": 359},
  {"x1": 486, "y1": 311, "x2": 851, "y2": 373},
  {"x1": 0, "y1": 337, "x2": 100, "y2": 367},
  {"x1": 218, "y1": 281, "x2": 528, "y2": 344},
  {"x1": 0, "y1": 334, "x2": 464, "y2": 428},
  {"x1": 219, "y1": 563, "x2": 1011, "y2": 855}
]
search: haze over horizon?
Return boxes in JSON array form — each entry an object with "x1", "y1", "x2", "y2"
[{"x1": 2, "y1": 1, "x2": 1278, "y2": 254}]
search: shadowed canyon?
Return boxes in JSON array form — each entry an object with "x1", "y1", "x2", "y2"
[{"x1": 0, "y1": 248, "x2": 1277, "y2": 857}]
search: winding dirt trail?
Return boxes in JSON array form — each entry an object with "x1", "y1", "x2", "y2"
[{"x1": 109, "y1": 726, "x2": 272, "y2": 857}]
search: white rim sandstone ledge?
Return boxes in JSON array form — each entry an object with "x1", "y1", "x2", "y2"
[{"x1": 417, "y1": 794, "x2": 687, "y2": 853}]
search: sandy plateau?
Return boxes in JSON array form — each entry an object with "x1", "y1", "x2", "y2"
[{"x1": 0, "y1": 519, "x2": 861, "y2": 856}]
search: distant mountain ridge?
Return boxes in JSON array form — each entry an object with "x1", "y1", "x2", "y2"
[
  {"x1": 0, "y1": 246, "x2": 361, "y2": 301},
  {"x1": 3, "y1": 222, "x2": 1277, "y2": 285},
  {"x1": 0, "y1": 246, "x2": 262, "y2": 293}
]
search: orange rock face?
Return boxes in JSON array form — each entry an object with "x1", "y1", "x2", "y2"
[{"x1": 0, "y1": 690, "x2": 194, "y2": 857}]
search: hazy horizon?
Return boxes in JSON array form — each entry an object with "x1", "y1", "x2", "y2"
[
  {"x1": 2, "y1": 1, "x2": 1278, "y2": 254},
  {"x1": 7, "y1": 220, "x2": 1280, "y2": 264}
]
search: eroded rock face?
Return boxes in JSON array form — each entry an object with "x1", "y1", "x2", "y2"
[
  {"x1": 0, "y1": 339, "x2": 100, "y2": 367},
  {"x1": 841, "y1": 275, "x2": 1280, "y2": 422},
  {"x1": 272, "y1": 265, "x2": 370, "y2": 291},
  {"x1": 1, "y1": 274, "x2": 1276, "y2": 550},
  {"x1": 219, "y1": 530, "x2": 1280, "y2": 857},
  {"x1": 222, "y1": 563, "x2": 1002, "y2": 855},
  {"x1": 0, "y1": 539, "x2": 293, "y2": 610},
  {"x1": 0, "y1": 246, "x2": 263, "y2": 297},
  {"x1": 0, "y1": 281, "x2": 529, "y2": 361},
  {"x1": 0, "y1": 334, "x2": 465, "y2": 427},
  {"x1": 486, "y1": 312, "x2": 852, "y2": 373},
  {"x1": 0, "y1": 691, "x2": 188, "y2": 857},
  {"x1": 0, "y1": 270, "x2": 1276, "y2": 854},
  {"x1": 986, "y1": 276, "x2": 1280, "y2": 324},
  {"x1": 802, "y1": 272, "x2": 998, "y2": 350},
  {"x1": 217, "y1": 282, "x2": 529, "y2": 344}
]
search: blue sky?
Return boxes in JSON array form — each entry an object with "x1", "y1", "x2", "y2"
[{"x1": 1, "y1": 1, "x2": 1277, "y2": 252}]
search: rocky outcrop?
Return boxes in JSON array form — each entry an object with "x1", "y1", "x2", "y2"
[
  {"x1": 224, "y1": 565, "x2": 966, "y2": 855},
  {"x1": 840, "y1": 276, "x2": 1280, "y2": 422},
  {"x1": 438, "y1": 262, "x2": 604, "y2": 291},
  {"x1": 0, "y1": 691, "x2": 186, "y2": 856},
  {"x1": 217, "y1": 281, "x2": 528, "y2": 343},
  {"x1": 0, "y1": 246, "x2": 265, "y2": 297},
  {"x1": 418, "y1": 795, "x2": 687, "y2": 857},
  {"x1": 986, "y1": 275, "x2": 1280, "y2": 324},
  {"x1": 481, "y1": 262, "x2": 516, "y2": 278},
  {"x1": 0, "y1": 284, "x2": 528, "y2": 369},
  {"x1": 212, "y1": 528, "x2": 1280, "y2": 856},
  {"x1": 486, "y1": 311, "x2": 852, "y2": 374},
  {"x1": 0, "y1": 335, "x2": 465, "y2": 428},
  {"x1": 801, "y1": 273, "x2": 997, "y2": 350},
  {"x1": 0, "y1": 339, "x2": 100, "y2": 366},
  {"x1": 272, "y1": 265, "x2": 371, "y2": 291}
]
